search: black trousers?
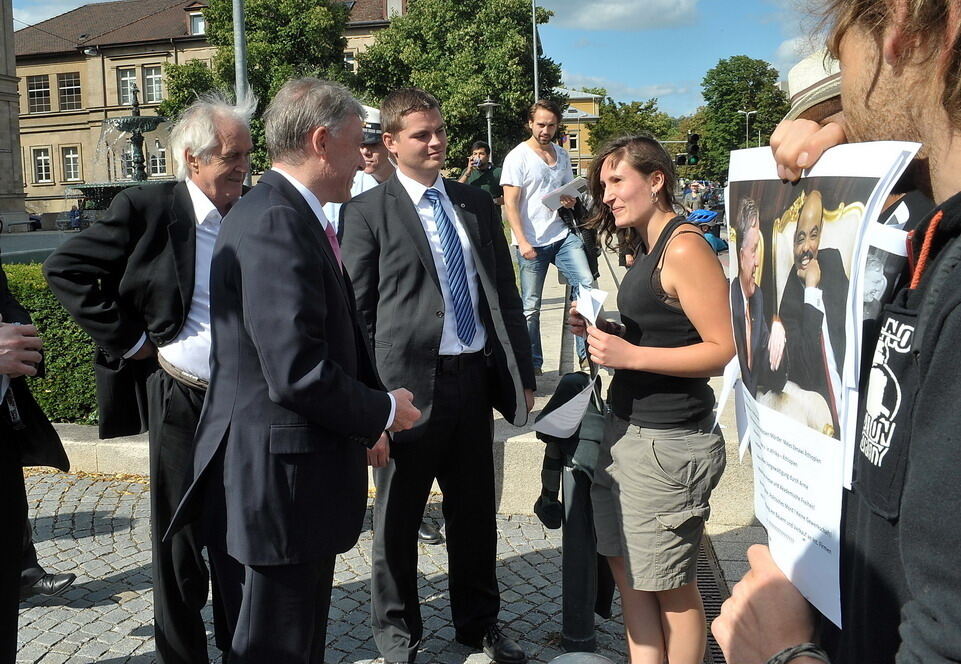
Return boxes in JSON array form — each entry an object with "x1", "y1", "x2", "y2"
[
  {"x1": 147, "y1": 369, "x2": 227, "y2": 664},
  {"x1": 0, "y1": 435, "x2": 25, "y2": 664},
  {"x1": 372, "y1": 355, "x2": 499, "y2": 663},
  {"x1": 209, "y1": 547, "x2": 336, "y2": 664}
]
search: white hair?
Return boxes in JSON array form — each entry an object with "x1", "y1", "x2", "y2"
[{"x1": 169, "y1": 91, "x2": 257, "y2": 181}]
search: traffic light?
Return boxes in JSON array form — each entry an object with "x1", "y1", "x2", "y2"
[
  {"x1": 676, "y1": 153, "x2": 687, "y2": 167},
  {"x1": 686, "y1": 133, "x2": 700, "y2": 165}
]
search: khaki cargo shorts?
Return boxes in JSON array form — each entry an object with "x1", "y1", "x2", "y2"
[{"x1": 591, "y1": 411, "x2": 726, "y2": 591}]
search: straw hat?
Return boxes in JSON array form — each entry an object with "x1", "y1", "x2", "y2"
[{"x1": 783, "y1": 49, "x2": 841, "y2": 121}]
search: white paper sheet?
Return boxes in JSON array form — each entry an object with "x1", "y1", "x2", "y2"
[
  {"x1": 576, "y1": 287, "x2": 607, "y2": 327},
  {"x1": 532, "y1": 375, "x2": 599, "y2": 438},
  {"x1": 541, "y1": 177, "x2": 589, "y2": 211}
]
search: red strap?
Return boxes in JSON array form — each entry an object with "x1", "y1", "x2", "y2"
[{"x1": 910, "y1": 210, "x2": 945, "y2": 289}]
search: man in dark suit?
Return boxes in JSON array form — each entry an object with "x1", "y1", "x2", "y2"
[
  {"x1": 774, "y1": 189, "x2": 848, "y2": 428},
  {"x1": 341, "y1": 88, "x2": 536, "y2": 664},
  {"x1": 44, "y1": 95, "x2": 255, "y2": 664},
  {"x1": 168, "y1": 78, "x2": 419, "y2": 664},
  {"x1": 730, "y1": 198, "x2": 786, "y2": 397},
  {"x1": 1, "y1": 255, "x2": 71, "y2": 660}
]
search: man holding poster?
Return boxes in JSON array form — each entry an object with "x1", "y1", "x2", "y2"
[{"x1": 713, "y1": 1, "x2": 961, "y2": 664}]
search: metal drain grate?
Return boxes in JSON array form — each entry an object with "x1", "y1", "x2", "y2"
[{"x1": 699, "y1": 536, "x2": 731, "y2": 664}]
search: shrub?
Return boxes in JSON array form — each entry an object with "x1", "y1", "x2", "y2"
[{"x1": 4, "y1": 263, "x2": 98, "y2": 424}]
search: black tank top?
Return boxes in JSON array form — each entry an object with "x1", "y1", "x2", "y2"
[{"x1": 608, "y1": 216, "x2": 715, "y2": 428}]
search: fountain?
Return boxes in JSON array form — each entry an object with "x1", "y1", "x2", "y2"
[{"x1": 66, "y1": 83, "x2": 172, "y2": 210}]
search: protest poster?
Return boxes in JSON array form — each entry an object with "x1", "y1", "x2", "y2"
[{"x1": 726, "y1": 142, "x2": 919, "y2": 626}]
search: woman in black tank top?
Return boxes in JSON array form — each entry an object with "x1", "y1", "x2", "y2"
[{"x1": 570, "y1": 136, "x2": 734, "y2": 664}]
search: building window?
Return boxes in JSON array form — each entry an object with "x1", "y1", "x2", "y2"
[
  {"x1": 568, "y1": 132, "x2": 579, "y2": 151},
  {"x1": 143, "y1": 66, "x2": 163, "y2": 103},
  {"x1": 189, "y1": 12, "x2": 205, "y2": 35},
  {"x1": 344, "y1": 50, "x2": 356, "y2": 73},
  {"x1": 27, "y1": 75, "x2": 51, "y2": 113},
  {"x1": 32, "y1": 148, "x2": 52, "y2": 183},
  {"x1": 61, "y1": 146, "x2": 81, "y2": 181},
  {"x1": 118, "y1": 68, "x2": 137, "y2": 105},
  {"x1": 57, "y1": 72, "x2": 82, "y2": 110},
  {"x1": 149, "y1": 141, "x2": 167, "y2": 176},
  {"x1": 571, "y1": 162, "x2": 580, "y2": 177},
  {"x1": 120, "y1": 145, "x2": 135, "y2": 179}
]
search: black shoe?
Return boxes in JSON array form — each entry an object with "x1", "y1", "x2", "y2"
[
  {"x1": 20, "y1": 572, "x2": 76, "y2": 600},
  {"x1": 418, "y1": 521, "x2": 444, "y2": 545},
  {"x1": 457, "y1": 624, "x2": 527, "y2": 664}
]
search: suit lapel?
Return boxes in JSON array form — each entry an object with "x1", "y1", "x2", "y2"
[
  {"x1": 386, "y1": 176, "x2": 441, "y2": 293},
  {"x1": 166, "y1": 181, "x2": 197, "y2": 318},
  {"x1": 260, "y1": 170, "x2": 351, "y2": 302},
  {"x1": 444, "y1": 180, "x2": 485, "y2": 258}
]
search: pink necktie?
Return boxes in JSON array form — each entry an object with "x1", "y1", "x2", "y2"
[{"x1": 324, "y1": 222, "x2": 343, "y2": 271}]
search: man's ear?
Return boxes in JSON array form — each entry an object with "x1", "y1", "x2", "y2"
[
  {"x1": 882, "y1": 0, "x2": 916, "y2": 67},
  {"x1": 382, "y1": 131, "x2": 398, "y2": 157},
  {"x1": 185, "y1": 149, "x2": 200, "y2": 175},
  {"x1": 309, "y1": 125, "x2": 329, "y2": 157}
]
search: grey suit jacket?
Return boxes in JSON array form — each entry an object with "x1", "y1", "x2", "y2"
[
  {"x1": 340, "y1": 174, "x2": 534, "y2": 442},
  {"x1": 169, "y1": 169, "x2": 392, "y2": 565}
]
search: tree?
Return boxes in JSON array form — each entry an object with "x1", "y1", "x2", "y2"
[
  {"x1": 700, "y1": 55, "x2": 789, "y2": 181},
  {"x1": 161, "y1": 0, "x2": 352, "y2": 169},
  {"x1": 587, "y1": 97, "x2": 676, "y2": 155},
  {"x1": 355, "y1": 0, "x2": 564, "y2": 168}
]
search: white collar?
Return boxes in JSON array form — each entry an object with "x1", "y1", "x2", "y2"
[
  {"x1": 185, "y1": 178, "x2": 222, "y2": 226},
  {"x1": 272, "y1": 167, "x2": 331, "y2": 229},
  {"x1": 395, "y1": 168, "x2": 447, "y2": 206}
]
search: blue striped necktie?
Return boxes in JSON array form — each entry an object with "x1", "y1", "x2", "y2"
[{"x1": 423, "y1": 187, "x2": 476, "y2": 345}]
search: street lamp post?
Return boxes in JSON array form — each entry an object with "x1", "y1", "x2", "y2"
[
  {"x1": 737, "y1": 109, "x2": 756, "y2": 149},
  {"x1": 478, "y1": 97, "x2": 500, "y2": 159},
  {"x1": 532, "y1": 0, "x2": 539, "y2": 102}
]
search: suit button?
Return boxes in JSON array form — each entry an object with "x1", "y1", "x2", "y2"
[{"x1": 435, "y1": 311, "x2": 444, "y2": 318}]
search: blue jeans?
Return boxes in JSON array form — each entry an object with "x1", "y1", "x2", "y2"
[{"x1": 515, "y1": 232, "x2": 595, "y2": 369}]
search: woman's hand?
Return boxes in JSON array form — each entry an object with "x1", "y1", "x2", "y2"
[
  {"x1": 587, "y1": 325, "x2": 641, "y2": 370},
  {"x1": 568, "y1": 302, "x2": 588, "y2": 338}
]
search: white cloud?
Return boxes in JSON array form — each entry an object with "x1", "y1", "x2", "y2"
[
  {"x1": 774, "y1": 34, "x2": 824, "y2": 74},
  {"x1": 562, "y1": 70, "x2": 701, "y2": 106},
  {"x1": 543, "y1": 0, "x2": 699, "y2": 31}
]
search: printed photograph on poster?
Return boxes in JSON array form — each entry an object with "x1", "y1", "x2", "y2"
[{"x1": 728, "y1": 175, "x2": 874, "y2": 440}]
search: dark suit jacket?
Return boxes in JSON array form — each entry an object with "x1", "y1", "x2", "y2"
[
  {"x1": 778, "y1": 247, "x2": 848, "y2": 399},
  {"x1": 1, "y1": 259, "x2": 68, "y2": 471},
  {"x1": 340, "y1": 174, "x2": 534, "y2": 441},
  {"x1": 730, "y1": 281, "x2": 785, "y2": 398},
  {"x1": 169, "y1": 169, "x2": 392, "y2": 566},
  {"x1": 44, "y1": 181, "x2": 198, "y2": 438}
]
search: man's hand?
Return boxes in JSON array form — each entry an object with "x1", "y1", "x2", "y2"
[
  {"x1": 586, "y1": 325, "x2": 638, "y2": 370},
  {"x1": 524, "y1": 388, "x2": 534, "y2": 414},
  {"x1": 388, "y1": 388, "x2": 421, "y2": 432},
  {"x1": 132, "y1": 339, "x2": 157, "y2": 360},
  {"x1": 559, "y1": 194, "x2": 576, "y2": 209},
  {"x1": 367, "y1": 433, "x2": 390, "y2": 468},
  {"x1": 0, "y1": 318, "x2": 43, "y2": 378},
  {"x1": 518, "y1": 240, "x2": 537, "y2": 261},
  {"x1": 768, "y1": 319, "x2": 786, "y2": 371},
  {"x1": 711, "y1": 545, "x2": 817, "y2": 664},
  {"x1": 799, "y1": 257, "x2": 822, "y2": 289},
  {"x1": 770, "y1": 119, "x2": 847, "y2": 182}
]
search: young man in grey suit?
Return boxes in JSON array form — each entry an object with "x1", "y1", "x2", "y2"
[
  {"x1": 341, "y1": 88, "x2": 536, "y2": 664},
  {"x1": 168, "y1": 78, "x2": 419, "y2": 664}
]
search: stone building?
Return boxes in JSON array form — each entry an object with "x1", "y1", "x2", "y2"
[
  {"x1": 14, "y1": 0, "x2": 406, "y2": 215},
  {"x1": 556, "y1": 87, "x2": 600, "y2": 178}
]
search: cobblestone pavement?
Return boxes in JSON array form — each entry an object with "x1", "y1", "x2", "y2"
[{"x1": 18, "y1": 471, "x2": 626, "y2": 664}]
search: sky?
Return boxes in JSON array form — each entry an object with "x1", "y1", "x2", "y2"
[{"x1": 11, "y1": 0, "x2": 822, "y2": 118}]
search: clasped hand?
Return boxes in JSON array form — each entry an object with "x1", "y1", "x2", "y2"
[
  {"x1": 0, "y1": 315, "x2": 42, "y2": 378},
  {"x1": 568, "y1": 302, "x2": 632, "y2": 370}
]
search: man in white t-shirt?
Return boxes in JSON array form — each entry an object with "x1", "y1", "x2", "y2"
[{"x1": 501, "y1": 99, "x2": 594, "y2": 374}]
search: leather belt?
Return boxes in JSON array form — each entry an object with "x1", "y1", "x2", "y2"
[
  {"x1": 436, "y1": 351, "x2": 486, "y2": 376},
  {"x1": 157, "y1": 353, "x2": 209, "y2": 392}
]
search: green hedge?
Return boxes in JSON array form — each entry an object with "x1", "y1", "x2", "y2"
[{"x1": 4, "y1": 263, "x2": 98, "y2": 424}]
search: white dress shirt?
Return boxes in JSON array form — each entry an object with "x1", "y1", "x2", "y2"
[
  {"x1": 153, "y1": 178, "x2": 223, "y2": 382},
  {"x1": 395, "y1": 169, "x2": 487, "y2": 355}
]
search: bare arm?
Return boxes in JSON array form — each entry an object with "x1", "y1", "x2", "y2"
[{"x1": 502, "y1": 184, "x2": 534, "y2": 259}]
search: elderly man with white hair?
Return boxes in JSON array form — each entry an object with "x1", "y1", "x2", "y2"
[{"x1": 44, "y1": 92, "x2": 256, "y2": 664}]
